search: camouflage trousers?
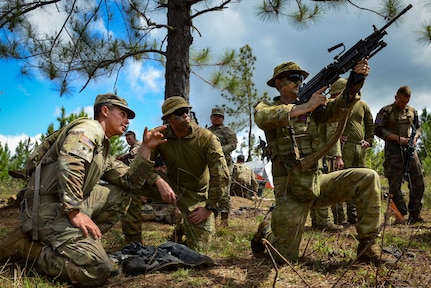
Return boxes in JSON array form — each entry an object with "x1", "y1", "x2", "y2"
[
  {"x1": 32, "y1": 184, "x2": 130, "y2": 287},
  {"x1": 218, "y1": 164, "x2": 233, "y2": 213},
  {"x1": 384, "y1": 151, "x2": 425, "y2": 215},
  {"x1": 309, "y1": 206, "x2": 331, "y2": 226},
  {"x1": 141, "y1": 172, "x2": 215, "y2": 249},
  {"x1": 121, "y1": 192, "x2": 143, "y2": 242},
  {"x1": 266, "y1": 168, "x2": 381, "y2": 262}
]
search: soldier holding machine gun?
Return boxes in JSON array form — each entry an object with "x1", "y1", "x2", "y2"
[
  {"x1": 374, "y1": 86, "x2": 425, "y2": 225},
  {"x1": 251, "y1": 4, "x2": 413, "y2": 266}
]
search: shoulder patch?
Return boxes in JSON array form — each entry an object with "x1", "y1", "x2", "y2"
[{"x1": 79, "y1": 135, "x2": 95, "y2": 149}]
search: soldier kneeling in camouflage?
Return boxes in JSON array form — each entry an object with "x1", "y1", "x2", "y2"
[
  {"x1": 251, "y1": 60, "x2": 397, "y2": 266},
  {"x1": 0, "y1": 93, "x2": 167, "y2": 287}
]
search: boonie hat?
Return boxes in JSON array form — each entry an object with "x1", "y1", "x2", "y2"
[
  {"x1": 94, "y1": 93, "x2": 136, "y2": 119},
  {"x1": 211, "y1": 107, "x2": 224, "y2": 117},
  {"x1": 267, "y1": 62, "x2": 309, "y2": 87},
  {"x1": 329, "y1": 78, "x2": 347, "y2": 95},
  {"x1": 161, "y1": 96, "x2": 192, "y2": 119}
]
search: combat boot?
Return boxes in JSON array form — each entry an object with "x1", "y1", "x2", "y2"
[
  {"x1": 0, "y1": 226, "x2": 43, "y2": 264},
  {"x1": 251, "y1": 220, "x2": 271, "y2": 257},
  {"x1": 408, "y1": 210, "x2": 425, "y2": 225},
  {"x1": 357, "y1": 239, "x2": 397, "y2": 266},
  {"x1": 220, "y1": 212, "x2": 229, "y2": 228}
]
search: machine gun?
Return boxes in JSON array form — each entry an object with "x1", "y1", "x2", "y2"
[
  {"x1": 295, "y1": 4, "x2": 413, "y2": 105},
  {"x1": 402, "y1": 126, "x2": 417, "y2": 183}
]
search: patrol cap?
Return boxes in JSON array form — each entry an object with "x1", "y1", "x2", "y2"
[
  {"x1": 329, "y1": 78, "x2": 347, "y2": 95},
  {"x1": 161, "y1": 96, "x2": 192, "y2": 120},
  {"x1": 267, "y1": 62, "x2": 309, "y2": 87},
  {"x1": 237, "y1": 154, "x2": 245, "y2": 162},
  {"x1": 211, "y1": 107, "x2": 224, "y2": 117},
  {"x1": 94, "y1": 93, "x2": 136, "y2": 119}
]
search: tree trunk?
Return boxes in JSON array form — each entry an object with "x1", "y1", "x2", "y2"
[{"x1": 165, "y1": 0, "x2": 193, "y2": 101}]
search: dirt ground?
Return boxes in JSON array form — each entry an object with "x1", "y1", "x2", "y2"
[{"x1": 1, "y1": 196, "x2": 431, "y2": 287}]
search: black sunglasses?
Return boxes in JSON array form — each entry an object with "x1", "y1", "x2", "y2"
[
  {"x1": 172, "y1": 107, "x2": 190, "y2": 116},
  {"x1": 286, "y1": 73, "x2": 304, "y2": 83}
]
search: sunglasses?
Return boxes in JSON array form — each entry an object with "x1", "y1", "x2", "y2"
[
  {"x1": 172, "y1": 107, "x2": 190, "y2": 116},
  {"x1": 285, "y1": 73, "x2": 304, "y2": 83}
]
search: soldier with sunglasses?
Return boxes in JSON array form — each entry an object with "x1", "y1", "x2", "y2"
[
  {"x1": 142, "y1": 96, "x2": 230, "y2": 249},
  {"x1": 251, "y1": 61, "x2": 396, "y2": 266}
]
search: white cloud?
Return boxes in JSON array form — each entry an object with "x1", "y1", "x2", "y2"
[{"x1": 0, "y1": 133, "x2": 41, "y2": 155}]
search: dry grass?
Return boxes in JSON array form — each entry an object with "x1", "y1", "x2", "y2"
[{"x1": 1, "y1": 179, "x2": 431, "y2": 287}]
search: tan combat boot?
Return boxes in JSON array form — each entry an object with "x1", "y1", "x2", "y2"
[
  {"x1": 251, "y1": 220, "x2": 271, "y2": 257},
  {"x1": 0, "y1": 227, "x2": 43, "y2": 264},
  {"x1": 357, "y1": 239, "x2": 397, "y2": 266}
]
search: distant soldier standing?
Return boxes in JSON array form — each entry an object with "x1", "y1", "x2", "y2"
[
  {"x1": 374, "y1": 86, "x2": 425, "y2": 224},
  {"x1": 207, "y1": 107, "x2": 238, "y2": 227},
  {"x1": 117, "y1": 130, "x2": 141, "y2": 166},
  {"x1": 230, "y1": 154, "x2": 259, "y2": 199}
]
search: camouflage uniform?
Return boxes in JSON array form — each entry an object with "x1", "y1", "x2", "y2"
[
  {"x1": 208, "y1": 116, "x2": 237, "y2": 214},
  {"x1": 310, "y1": 111, "x2": 343, "y2": 228},
  {"x1": 374, "y1": 101, "x2": 424, "y2": 218},
  {"x1": 18, "y1": 94, "x2": 154, "y2": 286},
  {"x1": 335, "y1": 95, "x2": 374, "y2": 224},
  {"x1": 119, "y1": 139, "x2": 144, "y2": 242},
  {"x1": 253, "y1": 63, "x2": 382, "y2": 262},
  {"x1": 143, "y1": 122, "x2": 229, "y2": 249},
  {"x1": 118, "y1": 140, "x2": 141, "y2": 166},
  {"x1": 230, "y1": 161, "x2": 259, "y2": 199}
]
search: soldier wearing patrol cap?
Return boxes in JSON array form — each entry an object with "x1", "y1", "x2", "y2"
[
  {"x1": 251, "y1": 60, "x2": 397, "y2": 266},
  {"x1": 0, "y1": 92, "x2": 167, "y2": 286},
  {"x1": 142, "y1": 96, "x2": 230, "y2": 249},
  {"x1": 207, "y1": 106, "x2": 237, "y2": 227}
]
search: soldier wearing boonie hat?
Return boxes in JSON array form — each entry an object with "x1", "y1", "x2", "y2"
[
  {"x1": 266, "y1": 62, "x2": 309, "y2": 88},
  {"x1": 142, "y1": 96, "x2": 230, "y2": 249},
  {"x1": 161, "y1": 96, "x2": 192, "y2": 120},
  {"x1": 251, "y1": 59, "x2": 397, "y2": 266},
  {"x1": 94, "y1": 92, "x2": 136, "y2": 119}
]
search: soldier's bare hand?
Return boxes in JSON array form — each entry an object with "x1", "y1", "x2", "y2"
[
  {"x1": 189, "y1": 206, "x2": 211, "y2": 225},
  {"x1": 68, "y1": 210, "x2": 102, "y2": 239},
  {"x1": 155, "y1": 178, "x2": 177, "y2": 204},
  {"x1": 142, "y1": 125, "x2": 167, "y2": 149},
  {"x1": 353, "y1": 58, "x2": 370, "y2": 76},
  {"x1": 309, "y1": 86, "x2": 328, "y2": 108}
]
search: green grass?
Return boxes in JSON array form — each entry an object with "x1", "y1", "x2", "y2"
[{"x1": 1, "y1": 177, "x2": 431, "y2": 287}]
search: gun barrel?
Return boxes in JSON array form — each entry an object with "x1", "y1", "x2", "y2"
[{"x1": 379, "y1": 4, "x2": 413, "y2": 32}]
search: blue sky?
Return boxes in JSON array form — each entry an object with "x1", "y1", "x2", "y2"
[{"x1": 1, "y1": 0, "x2": 431, "y2": 156}]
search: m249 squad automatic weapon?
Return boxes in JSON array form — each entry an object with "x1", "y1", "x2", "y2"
[
  {"x1": 403, "y1": 126, "x2": 417, "y2": 183},
  {"x1": 294, "y1": 4, "x2": 413, "y2": 105}
]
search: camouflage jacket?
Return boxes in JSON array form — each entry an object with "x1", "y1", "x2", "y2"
[
  {"x1": 146, "y1": 123, "x2": 230, "y2": 210},
  {"x1": 231, "y1": 163, "x2": 259, "y2": 192},
  {"x1": 24, "y1": 119, "x2": 153, "y2": 214},
  {"x1": 254, "y1": 93, "x2": 355, "y2": 177},
  {"x1": 119, "y1": 141, "x2": 142, "y2": 166},
  {"x1": 374, "y1": 102, "x2": 420, "y2": 143},
  {"x1": 342, "y1": 95, "x2": 374, "y2": 145},
  {"x1": 207, "y1": 124, "x2": 237, "y2": 166}
]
